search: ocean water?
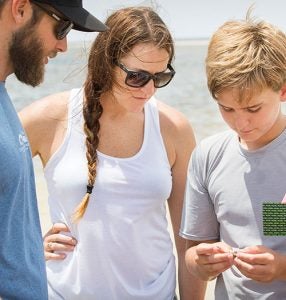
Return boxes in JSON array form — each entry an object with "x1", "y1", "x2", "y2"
[{"x1": 6, "y1": 40, "x2": 227, "y2": 142}]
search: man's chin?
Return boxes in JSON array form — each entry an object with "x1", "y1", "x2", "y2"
[{"x1": 15, "y1": 69, "x2": 44, "y2": 87}]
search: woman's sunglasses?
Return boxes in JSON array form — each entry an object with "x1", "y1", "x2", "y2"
[
  {"x1": 33, "y1": 2, "x2": 73, "y2": 40},
  {"x1": 115, "y1": 62, "x2": 175, "y2": 88}
]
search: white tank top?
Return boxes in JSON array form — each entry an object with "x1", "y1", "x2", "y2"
[{"x1": 45, "y1": 88, "x2": 175, "y2": 299}]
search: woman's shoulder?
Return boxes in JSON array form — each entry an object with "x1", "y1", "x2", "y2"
[
  {"x1": 156, "y1": 99, "x2": 193, "y2": 136},
  {"x1": 155, "y1": 99, "x2": 196, "y2": 160},
  {"x1": 20, "y1": 90, "x2": 71, "y2": 120},
  {"x1": 19, "y1": 91, "x2": 70, "y2": 123},
  {"x1": 19, "y1": 91, "x2": 72, "y2": 158}
]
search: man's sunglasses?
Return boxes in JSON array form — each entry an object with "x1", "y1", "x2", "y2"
[
  {"x1": 33, "y1": 2, "x2": 73, "y2": 40},
  {"x1": 115, "y1": 62, "x2": 175, "y2": 88}
]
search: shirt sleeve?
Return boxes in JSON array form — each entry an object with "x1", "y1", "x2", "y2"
[{"x1": 179, "y1": 143, "x2": 219, "y2": 241}]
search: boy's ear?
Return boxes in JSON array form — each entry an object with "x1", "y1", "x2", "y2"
[{"x1": 279, "y1": 84, "x2": 286, "y2": 102}]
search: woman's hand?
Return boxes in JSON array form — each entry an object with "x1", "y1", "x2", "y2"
[{"x1": 43, "y1": 223, "x2": 77, "y2": 261}]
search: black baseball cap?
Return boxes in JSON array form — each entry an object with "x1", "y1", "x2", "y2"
[{"x1": 33, "y1": 0, "x2": 107, "y2": 32}]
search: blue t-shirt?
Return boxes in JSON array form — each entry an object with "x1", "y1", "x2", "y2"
[{"x1": 0, "y1": 82, "x2": 48, "y2": 299}]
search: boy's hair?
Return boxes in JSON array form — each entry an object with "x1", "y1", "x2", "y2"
[{"x1": 206, "y1": 12, "x2": 286, "y2": 101}]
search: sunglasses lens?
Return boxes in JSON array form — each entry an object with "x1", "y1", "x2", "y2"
[
  {"x1": 118, "y1": 62, "x2": 175, "y2": 89},
  {"x1": 56, "y1": 21, "x2": 73, "y2": 40},
  {"x1": 126, "y1": 71, "x2": 150, "y2": 87},
  {"x1": 154, "y1": 72, "x2": 174, "y2": 88}
]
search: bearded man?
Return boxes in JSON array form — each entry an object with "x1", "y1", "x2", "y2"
[{"x1": 0, "y1": 1, "x2": 106, "y2": 299}]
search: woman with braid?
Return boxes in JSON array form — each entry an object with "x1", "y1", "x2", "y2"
[{"x1": 19, "y1": 6, "x2": 199, "y2": 300}]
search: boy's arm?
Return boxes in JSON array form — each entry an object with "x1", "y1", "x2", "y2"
[{"x1": 180, "y1": 240, "x2": 208, "y2": 299}]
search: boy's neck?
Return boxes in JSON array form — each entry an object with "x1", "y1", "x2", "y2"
[{"x1": 239, "y1": 115, "x2": 286, "y2": 150}]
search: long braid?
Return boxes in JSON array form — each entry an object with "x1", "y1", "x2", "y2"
[{"x1": 72, "y1": 80, "x2": 103, "y2": 222}]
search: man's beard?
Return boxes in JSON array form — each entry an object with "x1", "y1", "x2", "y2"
[{"x1": 9, "y1": 21, "x2": 46, "y2": 87}]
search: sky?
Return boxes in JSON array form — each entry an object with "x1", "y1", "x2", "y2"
[{"x1": 69, "y1": 0, "x2": 286, "y2": 42}]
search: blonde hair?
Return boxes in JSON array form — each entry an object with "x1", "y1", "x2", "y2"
[
  {"x1": 72, "y1": 6, "x2": 174, "y2": 222},
  {"x1": 206, "y1": 12, "x2": 286, "y2": 102}
]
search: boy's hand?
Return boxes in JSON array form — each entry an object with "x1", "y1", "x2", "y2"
[
  {"x1": 193, "y1": 242, "x2": 234, "y2": 280},
  {"x1": 234, "y1": 245, "x2": 286, "y2": 282}
]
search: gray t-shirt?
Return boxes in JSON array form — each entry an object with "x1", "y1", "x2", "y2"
[{"x1": 180, "y1": 129, "x2": 286, "y2": 299}]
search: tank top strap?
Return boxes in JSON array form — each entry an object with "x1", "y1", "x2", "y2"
[
  {"x1": 144, "y1": 96, "x2": 170, "y2": 165},
  {"x1": 146, "y1": 96, "x2": 160, "y2": 128}
]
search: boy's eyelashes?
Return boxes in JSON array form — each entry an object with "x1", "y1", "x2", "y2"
[
  {"x1": 246, "y1": 107, "x2": 261, "y2": 113},
  {"x1": 218, "y1": 104, "x2": 261, "y2": 113}
]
